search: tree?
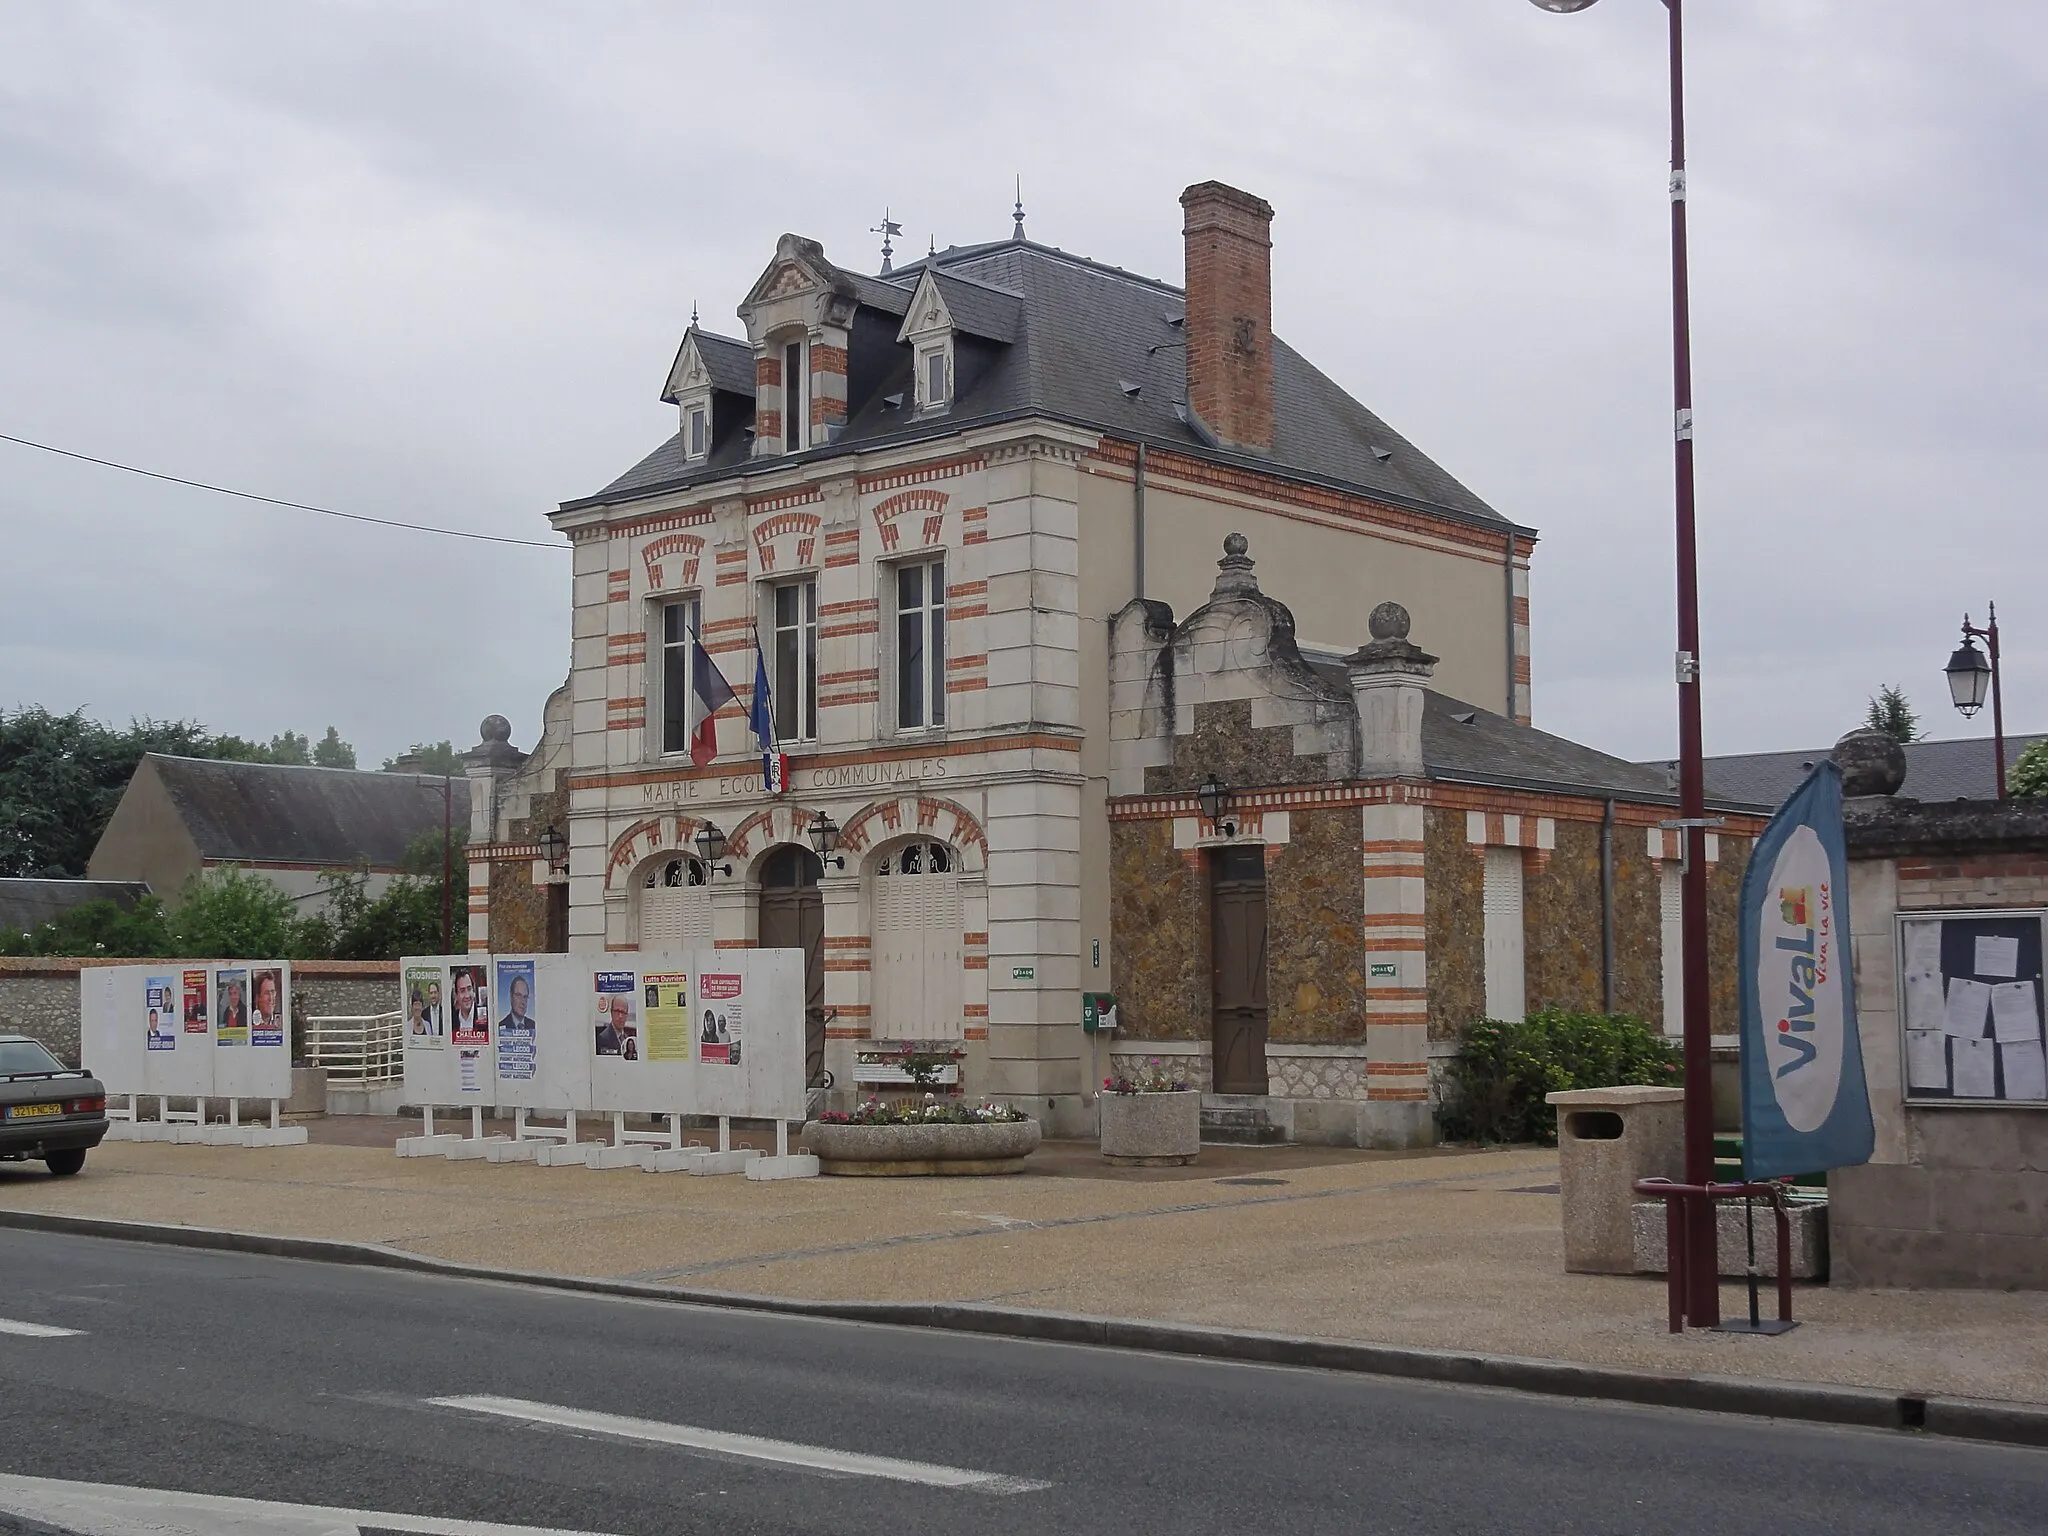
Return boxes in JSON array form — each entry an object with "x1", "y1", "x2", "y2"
[
  {"x1": 382, "y1": 740, "x2": 463, "y2": 775},
  {"x1": 167, "y1": 866, "x2": 304, "y2": 959},
  {"x1": 312, "y1": 726, "x2": 358, "y2": 769},
  {"x1": 264, "y1": 730, "x2": 312, "y2": 765},
  {"x1": 2013, "y1": 740, "x2": 2048, "y2": 800},
  {"x1": 1864, "y1": 685, "x2": 1922, "y2": 745}
]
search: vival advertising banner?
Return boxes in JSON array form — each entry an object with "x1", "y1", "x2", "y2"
[{"x1": 1738, "y1": 761, "x2": 1875, "y2": 1179}]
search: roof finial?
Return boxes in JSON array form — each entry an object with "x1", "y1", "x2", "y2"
[
  {"x1": 870, "y1": 207, "x2": 903, "y2": 275},
  {"x1": 689, "y1": 299, "x2": 699, "y2": 328},
  {"x1": 928, "y1": 233, "x2": 937, "y2": 257},
  {"x1": 1012, "y1": 174, "x2": 1026, "y2": 240}
]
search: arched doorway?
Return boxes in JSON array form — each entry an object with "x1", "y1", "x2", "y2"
[
  {"x1": 871, "y1": 839, "x2": 964, "y2": 1040},
  {"x1": 759, "y1": 845, "x2": 826, "y2": 1086},
  {"x1": 1209, "y1": 844, "x2": 1270, "y2": 1094},
  {"x1": 639, "y1": 856, "x2": 710, "y2": 950}
]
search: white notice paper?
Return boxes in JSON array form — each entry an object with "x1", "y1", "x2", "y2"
[
  {"x1": 1974, "y1": 934, "x2": 2021, "y2": 979},
  {"x1": 1902, "y1": 922, "x2": 1947, "y2": 1031},
  {"x1": 2001, "y1": 1040, "x2": 2048, "y2": 1102},
  {"x1": 1905, "y1": 921, "x2": 1943, "y2": 974},
  {"x1": 1953, "y1": 1036, "x2": 1998, "y2": 1098},
  {"x1": 1990, "y1": 981, "x2": 2042, "y2": 1046},
  {"x1": 1906, "y1": 1029, "x2": 1949, "y2": 1092},
  {"x1": 1944, "y1": 977, "x2": 1993, "y2": 1038}
]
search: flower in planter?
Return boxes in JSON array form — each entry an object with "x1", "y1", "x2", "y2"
[{"x1": 1102, "y1": 1057, "x2": 1191, "y2": 1095}]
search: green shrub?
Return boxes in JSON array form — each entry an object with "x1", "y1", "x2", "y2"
[
  {"x1": 2012, "y1": 739, "x2": 2048, "y2": 800},
  {"x1": 1437, "y1": 1009, "x2": 1681, "y2": 1146}
]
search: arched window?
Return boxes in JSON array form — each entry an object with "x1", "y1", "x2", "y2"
[
  {"x1": 872, "y1": 839, "x2": 963, "y2": 1039},
  {"x1": 640, "y1": 856, "x2": 710, "y2": 950}
]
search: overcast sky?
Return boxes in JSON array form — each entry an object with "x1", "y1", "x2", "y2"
[{"x1": 3, "y1": 1, "x2": 2042, "y2": 769}]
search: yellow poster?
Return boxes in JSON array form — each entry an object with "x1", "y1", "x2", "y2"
[{"x1": 644, "y1": 973, "x2": 692, "y2": 1063}]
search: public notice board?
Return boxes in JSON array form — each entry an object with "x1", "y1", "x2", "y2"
[{"x1": 1899, "y1": 908, "x2": 2048, "y2": 1105}]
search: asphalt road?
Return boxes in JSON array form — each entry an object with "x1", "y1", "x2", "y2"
[{"x1": 0, "y1": 1229, "x2": 2041, "y2": 1535}]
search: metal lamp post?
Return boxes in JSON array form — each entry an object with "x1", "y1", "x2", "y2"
[
  {"x1": 1945, "y1": 606, "x2": 2006, "y2": 798},
  {"x1": 1531, "y1": 0, "x2": 1720, "y2": 1325}
]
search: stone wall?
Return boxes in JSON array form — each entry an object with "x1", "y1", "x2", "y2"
[
  {"x1": 1423, "y1": 809, "x2": 1484, "y2": 1041},
  {"x1": 1109, "y1": 818, "x2": 1206, "y2": 1040},
  {"x1": 489, "y1": 778, "x2": 569, "y2": 953},
  {"x1": 1144, "y1": 698, "x2": 1332, "y2": 795},
  {"x1": 1609, "y1": 829, "x2": 1665, "y2": 1022},
  {"x1": 1524, "y1": 821, "x2": 1603, "y2": 1016},
  {"x1": 1707, "y1": 838, "x2": 1749, "y2": 1036},
  {"x1": 0, "y1": 960, "x2": 399, "y2": 1067},
  {"x1": 1832, "y1": 1112, "x2": 2048, "y2": 1288},
  {"x1": 1266, "y1": 807, "x2": 1366, "y2": 1045}
]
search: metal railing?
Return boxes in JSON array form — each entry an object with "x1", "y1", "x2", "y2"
[{"x1": 304, "y1": 1011, "x2": 404, "y2": 1085}]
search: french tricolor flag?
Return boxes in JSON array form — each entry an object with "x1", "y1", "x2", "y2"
[
  {"x1": 750, "y1": 635, "x2": 788, "y2": 794},
  {"x1": 689, "y1": 628, "x2": 736, "y2": 768}
]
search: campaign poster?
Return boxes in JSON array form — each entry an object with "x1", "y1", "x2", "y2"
[
  {"x1": 594, "y1": 970, "x2": 640, "y2": 1061},
  {"x1": 181, "y1": 970, "x2": 210, "y2": 1035},
  {"x1": 458, "y1": 1048, "x2": 483, "y2": 1095},
  {"x1": 145, "y1": 975, "x2": 177, "y2": 1052},
  {"x1": 250, "y1": 966, "x2": 286, "y2": 1049},
  {"x1": 404, "y1": 965, "x2": 444, "y2": 1047},
  {"x1": 448, "y1": 964, "x2": 490, "y2": 1047},
  {"x1": 644, "y1": 973, "x2": 691, "y2": 1063},
  {"x1": 697, "y1": 972, "x2": 743, "y2": 1066},
  {"x1": 496, "y1": 960, "x2": 537, "y2": 1083},
  {"x1": 215, "y1": 968, "x2": 250, "y2": 1046}
]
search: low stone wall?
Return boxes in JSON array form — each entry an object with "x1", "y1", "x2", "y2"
[{"x1": 0, "y1": 958, "x2": 399, "y2": 1067}]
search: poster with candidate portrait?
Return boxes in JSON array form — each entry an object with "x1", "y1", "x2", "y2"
[
  {"x1": 404, "y1": 964, "x2": 444, "y2": 1048},
  {"x1": 696, "y1": 971, "x2": 743, "y2": 1067},
  {"x1": 448, "y1": 964, "x2": 490, "y2": 1047},
  {"x1": 145, "y1": 975, "x2": 177, "y2": 1052},
  {"x1": 593, "y1": 970, "x2": 640, "y2": 1061},
  {"x1": 496, "y1": 960, "x2": 537, "y2": 1083},
  {"x1": 214, "y1": 968, "x2": 250, "y2": 1046},
  {"x1": 249, "y1": 966, "x2": 286, "y2": 1049},
  {"x1": 182, "y1": 970, "x2": 210, "y2": 1036}
]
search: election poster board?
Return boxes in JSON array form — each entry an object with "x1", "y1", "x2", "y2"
[
  {"x1": 588, "y1": 952, "x2": 696, "y2": 1112},
  {"x1": 143, "y1": 967, "x2": 212, "y2": 1099},
  {"x1": 80, "y1": 966, "x2": 135, "y2": 1095},
  {"x1": 400, "y1": 955, "x2": 485, "y2": 1106},
  {"x1": 740, "y1": 948, "x2": 808, "y2": 1124},
  {"x1": 489, "y1": 955, "x2": 592, "y2": 1112},
  {"x1": 82, "y1": 963, "x2": 290, "y2": 1101},
  {"x1": 1898, "y1": 909, "x2": 2048, "y2": 1106},
  {"x1": 214, "y1": 961, "x2": 292, "y2": 1100}
]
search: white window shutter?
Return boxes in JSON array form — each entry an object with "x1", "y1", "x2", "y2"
[
  {"x1": 1482, "y1": 847, "x2": 1526, "y2": 1022},
  {"x1": 1659, "y1": 863, "x2": 1684, "y2": 1036}
]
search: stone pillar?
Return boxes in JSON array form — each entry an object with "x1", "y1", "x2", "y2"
[
  {"x1": 462, "y1": 716, "x2": 526, "y2": 955},
  {"x1": 1345, "y1": 602, "x2": 1436, "y2": 781},
  {"x1": 1360, "y1": 798, "x2": 1434, "y2": 1148}
]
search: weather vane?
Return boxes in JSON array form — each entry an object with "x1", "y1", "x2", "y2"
[{"x1": 870, "y1": 208, "x2": 903, "y2": 274}]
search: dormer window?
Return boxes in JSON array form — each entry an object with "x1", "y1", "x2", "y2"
[
  {"x1": 918, "y1": 344, "x2": 950, "y2": 412},
  {"x1": 688, "y1": 404, "x2": 708, "y2": 459},
  {"x1": 783, "y1": 338, "x2": 805, "y2": 452}
]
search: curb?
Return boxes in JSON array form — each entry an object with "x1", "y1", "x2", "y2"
[{"x1": 3, "y1": 1207, "x2": 2043, "y2": 1451}]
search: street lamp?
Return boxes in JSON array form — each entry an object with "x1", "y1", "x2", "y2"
[
  {"x1": 693, "y1": 822, "x2": 733, "y2": 877},
  {"x1": 1196, "y1": 774, "x2": 1235, "y2": 837},
  {"x1": 807, "y1": 811, "x2": 846, "y2": 870},
  {"x1": 538, "y1": 824, "x2": 567, "y2": 875},
  {"x1": 1945, "y1": 605, "x2": 2006, "y2": 798},
  {"x1": 1532, "y1": 0, "x2": 1722, "y2": 1328}
]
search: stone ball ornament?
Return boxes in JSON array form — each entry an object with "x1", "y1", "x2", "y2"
[
  {"x1": 1831, "y1": 727, "x2": 1906, "y2": 798},
  {"x1": 1368, "y1": 601, "x2": 1412, "y2": 642},
  {"x1": 1222, "y1": 531, "x2": 1248, "y2": 558},
  {"x1": 479, "y1": 714, "x2": 513, "y2": 745}
]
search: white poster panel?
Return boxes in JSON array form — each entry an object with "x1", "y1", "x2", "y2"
[
  {"x1": 401, "y1": 954, "x2": 493, "y2": 1107},
  {"x1": 491, "y1": 955, "x2": 592, "y2": 1112},
  {"x1": 691, "y1": 954, "x2": 749, "y2": 1120},
  {"x1": 741, "y1": 948, "x2": 809, "y2": 1123},
  {"x1": 82, "y1": 965, "x2": 143, "y2": 1096},
  {"x1": 211, "y1": 961, "x2": 292, "y2": 1100},
  {"x1": 142, "y1": 966, "x2": 213, "y2": 1099}
]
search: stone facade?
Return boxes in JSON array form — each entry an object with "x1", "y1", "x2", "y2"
[
  {"x1": 1266, "y1": 806, "x2": 1367, "y2": 1045},
  {"x1": 1423, "y1": 808, "x2": 1485, "y2": 1042},
  {"x1": 1108, "y1": 817, "x2": 1206, "y2": 1042}
]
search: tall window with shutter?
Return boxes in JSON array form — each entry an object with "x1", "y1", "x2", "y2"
[
  {"x1": 870, "y1": 840, "x2": 964, "y2": 1039},
  {"x1": 1482, "y1": 847, "x2": 1526, "y2": 1022}
]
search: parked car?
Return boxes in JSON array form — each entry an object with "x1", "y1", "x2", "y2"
[{"x1": 0, "y1": 1034, "x2": 108, "y2": 1176}]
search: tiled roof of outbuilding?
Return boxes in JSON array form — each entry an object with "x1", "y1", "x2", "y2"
[
  {"x1": 142, "y1": 755, "x2": 470, "y2": 870},
  {"x1": 0, "y1": 879, "x2": 152, "y2": 933},
  {"x1": 1648, "y1": 732, "x2": 2048, "y2": 810},
  {"x1": 570, "y1": 237, "x2": 1512, "y2": 532}
]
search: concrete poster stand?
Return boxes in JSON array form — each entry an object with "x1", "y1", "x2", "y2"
[
  {"x1": 397, "y1": 949, "x2": 813, "y2": 1178},
  {"x1": 82, "y1": 961, "x2": 306, "y2": 1148}
]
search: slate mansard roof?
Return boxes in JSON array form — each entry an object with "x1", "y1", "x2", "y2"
[
  {"x1": 1655, "y1": 732, "x2": 2048, "y2": 811},
  {"x1": 568, "y1": 237, "x2": 1512, "y2": 532},
  {"x1": 139, "y1": 755, "x2": 471, "y2": 870}
]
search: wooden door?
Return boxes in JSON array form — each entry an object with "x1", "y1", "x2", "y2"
[
  {"x1": 760, "y1": 847, "x2": 827, "y2": 1087},
  {"x1": 1209, "y1": 846, "x2": 1270, "y2": 1095}
]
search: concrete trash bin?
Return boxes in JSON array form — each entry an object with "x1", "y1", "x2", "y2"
[{"x1": 1545, "y1": 1085, "x2": 1684, "y2": 1274}]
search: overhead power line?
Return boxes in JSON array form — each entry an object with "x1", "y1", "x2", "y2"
[{"x1": 0, "y1": 431, "x2": 567, "y2": 551}]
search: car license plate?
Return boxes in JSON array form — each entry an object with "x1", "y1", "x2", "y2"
[{"x1": 4, "y1": 1103, "x2": 61, "y2": 1120}]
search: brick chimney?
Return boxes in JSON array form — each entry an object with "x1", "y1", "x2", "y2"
[{"x1": 1180, "y1": 181, "x2": 1275, "y2": 454}]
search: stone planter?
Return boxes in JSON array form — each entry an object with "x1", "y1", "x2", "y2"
[
  {"x1": 1099, "y1": 1089, "x2": 1201, "y2": 1166},
  {"x1": 803, "y1": 1118, "x2": 1041, "y2": 1176}
]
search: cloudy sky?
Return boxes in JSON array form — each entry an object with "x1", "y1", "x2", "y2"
[{"x1": 2, "y1": 0, "x2": 2041, "y2": 769}]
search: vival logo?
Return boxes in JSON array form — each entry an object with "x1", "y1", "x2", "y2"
[{"x1": 1760, "y1": 828, "x2": 1844, "y2": 1131}]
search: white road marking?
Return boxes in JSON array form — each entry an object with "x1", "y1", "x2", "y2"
[
  {"x1": 0, "y1": 1316, "x2": 81, "y2": 1338},
  {"x1": 0, "y1": 1470, "x2": 612, "y2": 1535},
  {"x1": 430, "y1": 1393, "x2": 1052, "y2": 1494}
]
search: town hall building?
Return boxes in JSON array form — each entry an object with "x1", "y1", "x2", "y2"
[{"x1": 463, "y1": 181, "x2": 1765, "y2": 1142}]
